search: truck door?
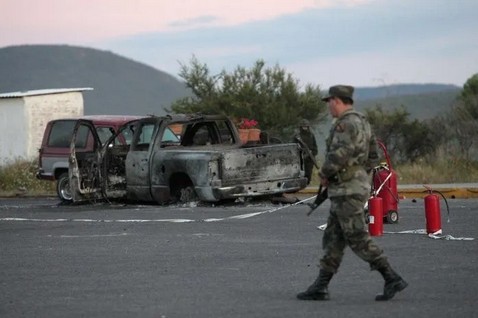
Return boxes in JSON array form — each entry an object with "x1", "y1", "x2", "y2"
[
  {"x1": 69, "y1": 118, "x2": 144, "y2": 203},
  {"x1": 69, "y1": 120, "x2": 103, "y2": 202},
  {"x1": 125, "y1": 118, "x2": 159, "y2": 201}
]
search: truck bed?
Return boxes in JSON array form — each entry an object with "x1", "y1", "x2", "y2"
[{"x1": 221, "y1": 143, "x2": 303, "y2": 186}]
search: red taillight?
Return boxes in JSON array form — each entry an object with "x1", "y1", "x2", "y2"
[{"x1": 38, "y1": 148, "x2": 43, "y2": 166}]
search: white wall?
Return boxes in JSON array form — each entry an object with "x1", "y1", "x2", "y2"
[
  {"x1": 0, "y1": 92, "x2": 84, "y2": 165},
  {"x1": 25, "y1": 92, "x2": 83, "y2": 159},
  {"x1": 0, "y1": 99, "x2": 27, "y2": 164}
]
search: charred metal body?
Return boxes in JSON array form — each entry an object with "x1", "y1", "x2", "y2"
[{"x1": 69, "y1": 114, "x2": 307, "y2": 204}]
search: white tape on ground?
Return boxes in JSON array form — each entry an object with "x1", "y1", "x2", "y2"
[
  {"x1": 315, "y1": 224, "x2": 474, "y2": 241},
  {"x1": 385, "y1": 228, "x2": 474, "y2": 240},
  {"x1": 427, "y1": 234, "x2": 474, "y2": 241}
]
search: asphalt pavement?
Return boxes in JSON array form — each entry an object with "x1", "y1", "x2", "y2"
[{"x1": 0, "y1": 196, "x2": 477, "y2": 318}]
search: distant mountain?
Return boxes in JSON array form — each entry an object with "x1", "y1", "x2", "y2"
[
  {"x1": 354, "y1": 85, "x2": 460, "y2": 120},
  {"x1": 0, "y1": 45, "x2": 461, "y2": 119},
  {"x1": 354, "y1": 84, "x2": 460, "y2": 100},
  {"x1": 0, "y1": 45, "x2": 191, "y2": 115}
]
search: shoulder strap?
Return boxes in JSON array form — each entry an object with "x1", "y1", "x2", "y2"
[{"x1": 330, "y1": 110, "x2": 364, "y2": 132}]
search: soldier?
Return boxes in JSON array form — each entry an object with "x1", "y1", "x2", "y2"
[
  {"x1": 295, "y1": 119, "x2": 318, "y2": 185},
  {"x1": 297, "y1": 85, "x2": 408, "y2": 301}
]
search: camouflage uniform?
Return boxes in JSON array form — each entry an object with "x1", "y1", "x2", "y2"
[
  {"x1": 298, "y1": 120, "x2": 318, "y2": 185},
  {"x1": 318, "y1": 109, "x2": 387, "y2": 272},
  {"x1": 297, "y1": 85, "x2": 407, "y2": 301}
]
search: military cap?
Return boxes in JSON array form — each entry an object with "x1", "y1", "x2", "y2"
[{"x1": 322, "y1": 85, "x2": 354, "y2": 102}]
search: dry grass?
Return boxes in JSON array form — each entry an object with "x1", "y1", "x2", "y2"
[
  {"x1": 0, "y1": 159, "x2": 55, "y2": 196},
  {"x1": 396, "y1": 159, "x2": 478, "y2": 184},
  {"x1": 0, "y1": 158, "x2": 477, "y2": 197},
  {"x1": 309, "y1": 158, "x2": 478, "y2": 187}
]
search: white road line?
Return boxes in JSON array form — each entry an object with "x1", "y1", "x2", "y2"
[
  {"x1": 0, "y1": 197, "x2": 315, "y2": 224},
  {"x1": 55, "y1": 233, "x2": 130, "y2": 238},
  {"x1": 0, "y1": 217, "x2": 196, "y2": 223}
]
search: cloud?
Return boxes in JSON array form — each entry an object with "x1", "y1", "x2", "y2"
[
  {"x1": 0, "y1": 0, "x2": 371, "y2": 46},
  {"x1": 168, "y1": 15, "x2": 219, "y2": 28},
  {"x1": 1, "y1": 0, "x2": 476, "y2": 87},
  {"x1": 119, "y1": 0, "x2": 476, "y2": 87},
  {"x1": 288, "y1": 51, "x2": 477, "y2": 89}
]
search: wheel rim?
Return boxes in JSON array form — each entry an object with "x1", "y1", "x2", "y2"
[
  {"x1": 59, "y1": 178, "x2": 72, "y2": 201},
  {"x1": 389, "y1": 211, "x2": 398, "y2": 223}
]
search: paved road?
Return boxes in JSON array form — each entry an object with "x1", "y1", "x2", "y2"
[{"x1": 1, "y1": 196, "x2": 477, "y2": 318}]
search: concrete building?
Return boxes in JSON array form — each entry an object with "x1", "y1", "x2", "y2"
[{"x1": 0, "y1": 88, "x2": 93, "y2": 164}]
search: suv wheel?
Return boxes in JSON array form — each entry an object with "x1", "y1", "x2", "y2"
[{"x1": 56, "y1": 172, "x2": 72, "y2": 202}]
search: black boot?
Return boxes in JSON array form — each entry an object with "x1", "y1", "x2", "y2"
[
  {"x1": 375, "y1": 264, "x2": 408, "y2": 301},
  {"x1": 297, "y1": 270, "x2": 333, "y2": 300}
]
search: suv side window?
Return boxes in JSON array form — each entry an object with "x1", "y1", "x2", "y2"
[{"x1": 47, "y1": 121, "x2": 89, "y2": 148}]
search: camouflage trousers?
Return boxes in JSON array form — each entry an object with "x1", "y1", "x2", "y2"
[
  {"x1": 304, "y1": 159, "x2": 315, "y2": 185},
  {"x1": 319, "y1": 193, "x2": 389, "y2": 273}
]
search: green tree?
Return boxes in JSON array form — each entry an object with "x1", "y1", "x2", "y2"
[
  {"x1": 170, "y1": 57, "x2": 327, "y2": 140},
  {"x1": 365, "y1": 105, "x2": 408, "y2": 161},
  {"x1": 401, "y1": 118, "x2": 436, "y2": 163},
  {"x1": 446, "y1": 73, "x2": 478, "y2": 160},
  {"x1": 384, "y1": 73, "x2": 478, "y2": 164},
  {"x1": 365, "y1": 105, "x2": 435, "y2": 164},
  {"x1": 460, "y1": 73, "x2": 478, "y2": 103}
]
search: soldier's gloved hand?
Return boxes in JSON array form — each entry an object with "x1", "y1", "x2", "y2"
[{"x1": 307, "y1": 202, "x2": 318, "y2": 210}]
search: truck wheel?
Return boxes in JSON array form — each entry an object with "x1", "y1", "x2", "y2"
[
  {"x1": 56, "y1": 172, "x2": 72, "y2": 202},
  {"x1": 179, "y1": 186, "x2": 198, "y2": 203}
]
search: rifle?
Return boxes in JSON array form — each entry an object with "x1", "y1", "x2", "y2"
[
  {"x1": 307, "y1": 185, "x2": 328, "y2": 216},
  {"x1": 294, "y1": 135, "x2": 327, "y2": 215},
  {"x1": 294, "y1": 136, "x2": 320, "y2": 170}
]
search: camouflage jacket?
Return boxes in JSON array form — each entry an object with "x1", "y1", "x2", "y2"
[
  {"x1": 299, "y1": 129, "x2": 318, "y2": 157},
  {"x1": 319, "y1": 109, "x2": 379, "y2": 197}
]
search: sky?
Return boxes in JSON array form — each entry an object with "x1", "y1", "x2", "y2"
[{"x1": 1, "y1": 0, "x2": 477, "y2": 89}]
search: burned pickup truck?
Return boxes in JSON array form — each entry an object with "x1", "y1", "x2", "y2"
[{"x1": 69, "y1": 114, "x2": 307, "y2": 204}]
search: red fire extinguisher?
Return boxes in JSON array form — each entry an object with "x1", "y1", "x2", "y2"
[
  {"x1": 371, "y1": 141, "x2": 399, "y2": 224},
  {"x1": 423, "y1": 186, "x2": 450, "y2": 234},
  {"x1": 368, "y1": 196, "x2": 383, "y2": 236}
]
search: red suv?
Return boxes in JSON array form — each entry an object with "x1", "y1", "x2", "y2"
[{"x1": 36, "y1": 115, "x2": 146, "y2": 202}]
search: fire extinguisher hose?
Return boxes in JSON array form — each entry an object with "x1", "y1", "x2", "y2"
[
  {"x1": 423, "y1": 186, "x2": 451, "y2": 223},
  {"x1": 372, "y1": 170, "x2": 392, "y2": 197}
]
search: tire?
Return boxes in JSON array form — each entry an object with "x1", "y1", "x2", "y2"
[
  {"x1": 385, "y1": 210, "x2": 399, "y2": 224},
  {"x1": 179, "y1": 185, "x2": 198, "y2": 203},
  {"x1": 56, "y1": 172, "x2": 72, "y2": 202}
]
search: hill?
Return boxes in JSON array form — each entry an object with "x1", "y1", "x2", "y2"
[
  {"x1": 0, "y1": 45, "x2": 461, "y2": 119},
  {"x1": 354, "y1": 84, "x2": 460, "y2": 120},
  {"x1": 0, "y1": 45, "x2": 191, "y2": 115}
]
